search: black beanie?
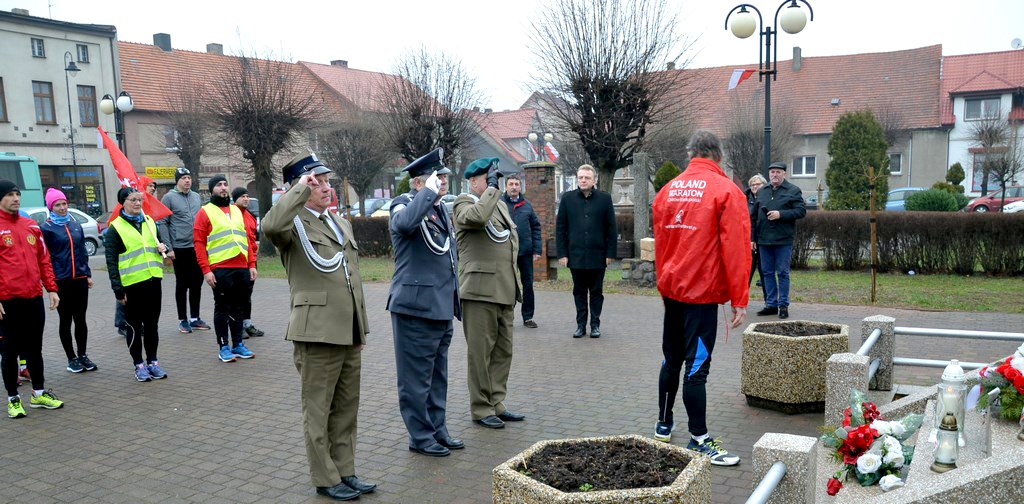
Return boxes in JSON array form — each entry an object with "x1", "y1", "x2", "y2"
[
  {"x1": 231, "y1": 187, "x2": 248, "y2": 202},
  {"x1": 175, "y1": 167, "x2": 192, "y2": 183},
  {"x1": 208, "y1": 174, "x2": 227, "y2": 192},
  {"x1": 0, "y1": 179, "x2": 18, "y2": 198},
  {"x1": 117, "y1": 187, "x2": 137, "y2": 204}
]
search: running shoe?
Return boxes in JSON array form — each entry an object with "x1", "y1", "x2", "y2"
[
  {"x1": 147, "y1": 362, "x2": 167, "y2": 380},
  {"x1": 78, "y1": 354, "x2": 98, "y2": 371},
  {"x1": 245, "y1": 325, "x2": 265, "y2": 337},
  {"x1": 231, "y1": 343, "x2": 255, "y2": 359},
  {"x1": 178, "y1": 320, "x2": 193, "y2": 334},
  {"x1": 190, "y1": 319, "x2": 211, "y2": 331},
  {"x1": 135, "y1": 365, "x2": 152, "y2": 382},
  {"x1": 66, "y1": 357, "x2": 85, "y2": 373},
  {"x1": 218, "y1": 346, "x2": 236, "y2": 363},
  {"x1": 29, "y1": 390, "x2": 64, "y2": 409},
  {"x1": 18, "y1": 366, "x2": 31, "y2": 385},
  {"x1": 687, "y1": 436, "x2": 741, "y2": 466},
  {"x1": 654, "y1": 422, "x2": 673, "y2": 442},
  {"x1": 7, "y1": 397, "x2": 26, "y2": 418}
]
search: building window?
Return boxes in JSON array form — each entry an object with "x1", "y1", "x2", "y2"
[
  {"x1": 964, "y1": 97, "x2": 1001, "y2": 120},
  {"x1": 31, "y1": 37, "x2": 45, "y2": 57},
  {"x1": 76, "y1": 44, "x2": 89, "y2": 63},
  {"x1": 792, "y1": 155, "x2": 816, "y2": 176},
  {"x1": 0, "y1": 78, "x2": 7, "y2": 122},
  {"x1": 32, "y1": 81, "x2": 56, "y2": 124},
  {"x1": 889, "y1": 153, "x2": 902, "y2": 175},
  {"x1": 77, "y1": 85, "x2": 97, "y2": 127},
  {"x1": 163, "y1": 126, "x2": 178, "y2": 150}
]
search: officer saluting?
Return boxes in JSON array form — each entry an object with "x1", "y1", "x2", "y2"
[
  {"x1": 387, "y1": 147, "x2": 464, "y2": 457},
  {"x1": 261, "y1": 153, "x2": 375, "y2": 501}
]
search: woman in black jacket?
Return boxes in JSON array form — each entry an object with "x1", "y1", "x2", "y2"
[
  {"x1": 40, "y1": 189, "x2": 96, "y2": 374},
  {"x1": 744, "y1": 174, "x2": 767, "y2": 301}
]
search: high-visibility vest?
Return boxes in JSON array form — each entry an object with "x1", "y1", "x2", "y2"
[
  {"x1": 110, "y1": 215, "x2": 164, "y2": 287},
  {"x1": 202, "y1": 203, "x2": 248, "y2": 264}
]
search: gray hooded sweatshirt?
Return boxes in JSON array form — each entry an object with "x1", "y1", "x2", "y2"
[{"x1": 158, "y1": 188, "x2": 203, "y2": 249}]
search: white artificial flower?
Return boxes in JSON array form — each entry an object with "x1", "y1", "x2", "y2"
[
  {"x1": 1014, "y1": 342, "x2": 1024, "y2": 359},
  {"x1": 857, "y1": 453, "x2": 883, "y2": 474},
  {"x1": 870, "y1": 420, "x2": 891, "y2": 436},
  {"x1": 888, "y1": 422, "x2": 906, "y2": 439},
  {"x1": 883, "y1": 449, "x2": 905, "y2": 468},
  {"x1": 879, "y1": 474, "x2": 905, "y2": 492},
  {"x1": 1012, "y1": 356, "x2": 1024, "y2": 373},
  {"x1": 883, "y1": 435, "x2": 901, "y2": 453}
]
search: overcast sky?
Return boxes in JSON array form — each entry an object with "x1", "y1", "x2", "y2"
[{"x1": 6, "y1": 0, "x2": 1023, "y2": 110}]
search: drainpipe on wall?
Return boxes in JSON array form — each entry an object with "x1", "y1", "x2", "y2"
[{"x1": 907, "y1": 135, "x2": 913, "y2": 187}]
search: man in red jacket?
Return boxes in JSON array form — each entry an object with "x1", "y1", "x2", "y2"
[
  {"x1": 650, "y1": 131, "x2": 750, "y2": 466},
  {"x1": 0, "y1": 179, "x2": 65, "y2": 419},
  {"x1": 231, "y1": 187, "x2": 264, "y2": 338}
]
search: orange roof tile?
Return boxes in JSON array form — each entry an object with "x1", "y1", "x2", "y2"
[
  {"x1": 299, "y1": 61, "x2": 405, "y2": 114},
  {"x1": 940, "y1": 49, "x2": 1024, "y2": 125},
  {"x1": 469, "y1": 109, "x2": 539, "y2": 163}
]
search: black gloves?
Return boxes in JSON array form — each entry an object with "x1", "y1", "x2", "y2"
[{"x1": 486, "y1": 162, "x2": 502, "y2": 189}]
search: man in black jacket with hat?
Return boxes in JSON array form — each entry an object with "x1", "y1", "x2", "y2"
[{"x1": 753, "y1": 162, "x2": 805, "y2": 319}]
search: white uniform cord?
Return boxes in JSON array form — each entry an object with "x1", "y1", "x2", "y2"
[{"x1": 293, "y1": 215, "x2": 353, "y2": 292}]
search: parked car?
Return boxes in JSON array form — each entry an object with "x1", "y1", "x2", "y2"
[
  {"x1": 351, "y1": 198, "x2": 388, "y2": 216},
  {"x1": 1002, "y1": 199, "x2": 1024, "y2": 213},
  {"x1": 804, "y1": 190, "x2": 829, "y2": 210},
  {"x1": 370, "y1": 199, "x2": 393, "y2": 218},
  {"x1": 886, "y1": 187, "x2": 926, "y2": 212},
  {"x1": 965, "y1": 186, "x2": 1024, "y2": 212},
  {"x1": 441, "y1": 194, "x2": 457, "y2": 217},
  {"x1": 23, "y1": 207, "x2": 102, "y2": 256},
  {"x1": 96, "y1": 211, "x2": 112, "y2": 234}
]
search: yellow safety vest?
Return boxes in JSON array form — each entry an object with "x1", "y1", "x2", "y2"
[
  {"x1": 110, "y1": 215, "x2": 164, "y2": 287},
  {"x1": 202, "y1": 203, "x2": 248, "y2": 264}
]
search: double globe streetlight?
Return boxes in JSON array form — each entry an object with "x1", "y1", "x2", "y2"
[
  {"x1": 99, "y1": 91, "x2": 134, "y2": 152},
  {"x1": 725, "y1": 0, "x2": 813, "y2": 178},
  {"x1": 527, "y1": 132, "x2": 554, "y2": 162}
]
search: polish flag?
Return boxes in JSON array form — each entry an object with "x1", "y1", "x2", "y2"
[
  {"x1": 545, "y1": 142, "x2": 560, "y2": 162},
  {"x1": 99, "y1": 127, "x2": 172, "y2": 221},
  {"x1": 728, "y1": 69, "x2": 756, "y2": 90}
]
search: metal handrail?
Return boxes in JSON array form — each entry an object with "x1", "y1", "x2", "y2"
[
  {"x1": 746, "y1": 461, "x2": 786, "y2": 504},
  {"x1": 867, "y1": 358, "x2": 881, "y2": 382},
  {"x1": 857, "y1": 328, "x2": 882, "y2": 356},
  {"x1": 892, "y1": 357, "x2": 986, "y2": 370},
  {"x1": 894, "y1": 327, "x2": 1024, "y2": 342}
]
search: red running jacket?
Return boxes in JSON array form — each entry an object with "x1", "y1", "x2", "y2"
[
  {"x1": 0, "y1": 210, "x2": 58, "y2": 300},
  {"x1": 652, "y1": 157, "x2": 751, "y2": 307}
]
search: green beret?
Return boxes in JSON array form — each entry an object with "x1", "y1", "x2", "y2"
[{"x1": 464, "y1": 157, "x2": 499, "y2": 179}]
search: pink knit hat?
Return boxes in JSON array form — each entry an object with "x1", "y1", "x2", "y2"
[{"x1": 45, "y1": 188, "x2": 68, "y2": 211}]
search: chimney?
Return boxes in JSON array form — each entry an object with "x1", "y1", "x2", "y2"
[
  {"x1": 793, "y1": 47, "x2": 802, "y2": 72},
  {"x1": 153, "y1": 33, "x2": 172, "y2": 52},
  {"x1": 484, "y1": 108, "x2": 493, "y2": 113},
  {"x1": 206, "y1": 43, "x2": 223, "y2": 55},
  {"x1": 666, "y1": 62, "x2": 676, "y2": 71},
  {"x1": 330, "y1": 60, "x2": 348, "y2": 68},
  {"x1": 11, "y1": 8, "x2": 29, "y2": 15}
]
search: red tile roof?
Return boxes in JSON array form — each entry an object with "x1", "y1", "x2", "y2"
[
  {"x1": 666, "y1": 44, "x2": 943, "y2": 137},
  {"x1": 118, "y1": 41, "x2": 349, "y2": 117},
  {"x1": 940, "y1": 49, "x2": 1024, "y2": 125},
  {"x1": 299, "y1": 61, "x2": 404, "y2": 113},
  {"x1": 469, "y1": 109, "x2": 539, "y2": 163}
]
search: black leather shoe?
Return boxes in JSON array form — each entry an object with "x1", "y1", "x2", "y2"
[
  {"x1": 497, "y1": 410, "x2": 526, "y2": 422},
  {"x1": 524, "y1": 319, "x2": 538, "y2": 328},
  {"x1": 573, "y1": 326, "x2": 585, "y2": 338},
  {"x1": 437, "y1": 436, "x2": 465, "y2": 449},
  {"x1": 341, "y1": 475, "x2": 377, "y2": 494},
  {"x1": 756, "y1": 306, "x2": 778, "y2": 316},
  {"x1": 474, "y1": 415, "x2": 506, "y2": 429},
  {"x1": 590, "y1": 325, "x2": 601, "y2": 338},
  {"x1": 316, "y1": 482, "x2": 361, "y2": 501},
  {"x1": 778, "y1": 306, "x2": 789, "y2": 319},
  {"x1": 409, "y1": 442, "x2": 450, "y2": 457}
]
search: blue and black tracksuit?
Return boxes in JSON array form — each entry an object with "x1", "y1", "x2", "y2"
[{"x1": 658, "y1": 298, "x2": 718, "y2": 436}]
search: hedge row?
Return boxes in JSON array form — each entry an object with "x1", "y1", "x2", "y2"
[
  {"x1": 349, "y1": 217, "x2": 392, "y2": 257},
  {"x1": 792, "y1": 212, "x2": 1024, "y2": 275}
]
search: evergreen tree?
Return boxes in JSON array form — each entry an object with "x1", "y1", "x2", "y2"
[
  {"x1": 653, "y1": 161, "x2": 681, "y2": 192},
  {"x1": 395, "y1": 173, "x2": 411, "y2": 195},
  {"x1": 945, "y1": 162, "x2": 965, "y2": 193},
  {"x1": 825, "y1": 110, "x2": 889, "y2": 211}
]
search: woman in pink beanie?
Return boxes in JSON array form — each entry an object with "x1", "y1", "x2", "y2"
[{"x1": 40, "y1": 188, "x2": 97, "y2": 373}]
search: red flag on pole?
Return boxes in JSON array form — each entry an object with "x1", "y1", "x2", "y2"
[{"x1": 99, "y1": 127, "x2": 172, "y2": 221}]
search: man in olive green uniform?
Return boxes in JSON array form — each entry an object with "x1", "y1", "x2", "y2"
[
  {"x1": 261, "y1": 153, "x2": 375, "y2": 501},
  {"x1": 454, "y1": 158, "x2": 526, "y2": 429}
]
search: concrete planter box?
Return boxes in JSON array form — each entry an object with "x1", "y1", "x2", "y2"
[
  {"x1": 493, "y1": 434, "x2": 711, "y2": 503},
  {"x1": 742, "y1": 320, "x2": 849, "y2": 414}
]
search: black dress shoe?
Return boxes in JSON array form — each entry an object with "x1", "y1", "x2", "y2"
[
  {"x1": 497, "y1": 410, "x2": 526, "y2": 422},
  {"x1": 409, "y1": 442, "x2": 450, "y2": 457},
  {"x1": 341, "y1": 475, "x2": 377, "y2": 494},
  {"x1": 590, "y1": 325, "x2": 601, "y2": 338},
  {"x1": 573, "y1": 326, "x2": 585, "y2": 338},
  {"x1": 474, "y1": 415, "x2": 506, "y2": 429},
  {"x1": 316, "y1": 482, "x2": 361, "y2": 501},
  {"x1": 756, "y1": 306, "x2": 778, "y2": 316},
  {"x1": 436, "y1": 436, "x2": 465, "y2": 449},
  {"x1": 778, "y1": 306, "x2": 789, "y2": 319}
]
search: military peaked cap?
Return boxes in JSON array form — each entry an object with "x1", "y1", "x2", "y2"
[
  {"x1": 402, "y1": 147, "x2": 451, "y2": 178},
  {"x1": 283, "y1": 152, "x2": 332, "y2": 184}
]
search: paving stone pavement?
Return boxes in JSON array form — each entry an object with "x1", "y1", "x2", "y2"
[{"x1": 2, "y1": 257, "x2": 1022, "y2": 503}]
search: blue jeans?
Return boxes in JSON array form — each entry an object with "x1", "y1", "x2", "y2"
[{"x1": 759, "y1": 244, "x2": 792, "y2": 308}]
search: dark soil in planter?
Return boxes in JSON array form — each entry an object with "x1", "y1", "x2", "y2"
[
  {"x1": 515, "y1": 438, "x2": 689, "y2": 492},
  {"x1": 754, "y1": 321, "x2": 839, "y2": 337}
]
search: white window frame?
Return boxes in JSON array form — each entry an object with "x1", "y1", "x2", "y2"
[
  {"x1": 31, "y1": 38, "x2": 45, "y2": 58},
  {"x1": 792, "y1": 155, "x2": 816, "y2": 177},
  {"x1": 76, "y1": 44, "x2": 89, "y2": 63},
  {"x1": 889, "y1": 153, "x2": 902, "y2": 175},
  {"x1": 964, "y1": 97, "x2": 1001, "y2": 121}
]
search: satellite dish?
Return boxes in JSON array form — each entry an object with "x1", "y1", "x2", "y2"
[{"x1": 1013, "y1": 38, "x2": 1023, "y2": 49}]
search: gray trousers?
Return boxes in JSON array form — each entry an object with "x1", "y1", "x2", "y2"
[{"x1": 391, "y1": 313, "x2": 453, "y2": 449}]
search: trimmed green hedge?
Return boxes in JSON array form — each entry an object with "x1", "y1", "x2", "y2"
[{"x1": 349, "y1": 216, "x2": 392, "y2": 257}]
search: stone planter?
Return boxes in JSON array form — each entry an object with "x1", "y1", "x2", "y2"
[
  {"x1": 493, "y1": 434, "x2": 711, "y2": 503},
  {"x1": 742, "y1": 320, "x2": 849, "y2": 414}
]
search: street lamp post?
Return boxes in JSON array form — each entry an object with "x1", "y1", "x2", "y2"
[
  {"x1": 725, "y1": 0, "x2": 813, "y2": 179},
  {"x1": 63, "y1": 51, "x2": 80, "y2": 168},
  {"x1": 99, "y1": 91, "x2": 134, "y2": 153},
  {"x1": 527, "y1": 132, "x2": 553, "y2": 163}
]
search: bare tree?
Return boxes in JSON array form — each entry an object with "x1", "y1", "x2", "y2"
[
  {"x1": 970, "y1": 115, "x2": 1010, "y2": 197},
  {"x1": 377, "y1": 45, "x2": 484, "y2": 193},
  {"x1": 318, "y1": 117, "x2": 396, "y2": 215},
  {"x1": 161, "y1": 79, "x2": 214, "y2": 173},
  {"x1": 979, "y1": 120, "x2": 1023, "y2": 210},
  {"x1": 725, "y1": 93, "x2": 796, "y2": 186},
  {"x1": 643, "y1": 119, "x2": 694, "y2": 175},
  {"x1": 526, "y1": 0, "x2": 697, "y2": 192},
  {"x1": 211, "y1": 51, "x2": 323, "y2": 255},
  {"x1": 873, "y1": 102, "x2": 908, "y2": 148}
]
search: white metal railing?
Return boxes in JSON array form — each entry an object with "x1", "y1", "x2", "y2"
[
  {"x1": 746, "y1": 461, "x2": 786, "y2": 504},
  {"x1": 891, "y1": 326, "x2": 1024, "y2": 370},
  {"x1": 857, "y1": 328, "x2": 882, "y2": 356}
]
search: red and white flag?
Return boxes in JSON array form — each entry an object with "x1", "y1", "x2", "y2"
[
  {"x1": 728, "y1": 69, "x2": 756, "y2": 90},
  {"x1": 545, "y1": 142, "x2": 560, "y2": 162},
  {"x1": 98, "y1": 127, "x2": 172, "y2": 221},
  {"x1": 527, "y1": 142, "x2": 541, "y2": 161}
]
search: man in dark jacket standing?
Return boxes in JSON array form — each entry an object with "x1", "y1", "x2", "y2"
[
  {"x1": 158, "y1": 168, "x2": 210, "y2": 334},
  {"x1": 556, "y1": 164, "x2": 617, "y2": 339},
  {"x1": 753, "y1": 162, "x2": 806, "y2": 319},
  {"x1": 502, "y1": 174, "x2": 542, "y2": 329}
]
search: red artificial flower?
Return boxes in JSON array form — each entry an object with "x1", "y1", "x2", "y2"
[
  {"x1": 844, "y1": 424, "x2": 878, "y2": 453},
  {"x1": 862, "y1": 402, "x2": 880, "y2": 423},
  {"x1": 842, "y1": 407, "x2": 852, "y2": 427},
  {"x1": 827, "y1": 477, "x2": 843, "y2": 496},
  {"x1": 1005, "y1": 368, "x2": 1022, "y2": 381},
  {"x1": 1013, "y1": 375, "x2": 1024, "y2": 394}
]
